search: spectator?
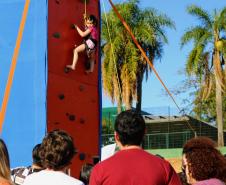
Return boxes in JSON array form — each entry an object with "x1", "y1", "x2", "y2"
[
  {"x1": 11, "y1": 143, "x2": 43, "y2": 185},
  {"x1": 182, "y1": 137, "x2": 226, "y2": 185},
  {"x1": 89, "y1": 110, "x2": 182, "y2": 185},
  {"x1": 101, "y1": 143, "x2": 117, "y2": 161},
  {"x1": 23, "y1": 130, "x2": 84, "y2": 185},
  {"x1": 79, "y1": 163, "x2": 94, "y2": 185},
  {"x1": 0, "y1": 139, "x2": 13, "y2": 185},
  {"x1": 177, "y1": 172, "x2": 189, "y2": 185}
]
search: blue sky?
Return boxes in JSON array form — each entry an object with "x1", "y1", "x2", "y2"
[
  {"x1": 101, "y1": 0, "x2": 226, "y2": 112},
  {"x1": 0, "y1": 0, "x2": 47, "y2": 167}
]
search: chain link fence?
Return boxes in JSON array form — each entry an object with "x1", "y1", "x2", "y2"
[{"x1": 102, "y1": 131, "x2": 194, "y2": 149}]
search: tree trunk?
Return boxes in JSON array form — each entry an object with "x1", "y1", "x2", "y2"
[
  {"x1": 117, "y1": 98, "x2": 122, "y2": 114},
  {"x1": 136, "y1": 72, "x2": 143, "y2": 113},
  {"x1": 214, "y1": 50, "x2": 224, "y2": 146},
  {"x1": 215, "y1": 76, "x2": 224, "y2": 146},
  {"x1": 125, "y1": 77, "x2": 132, "y2": 110}
]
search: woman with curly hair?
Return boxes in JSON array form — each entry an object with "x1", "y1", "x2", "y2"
[{"x1": 182, "y1": 137, "x2": 226, "y2": 185}]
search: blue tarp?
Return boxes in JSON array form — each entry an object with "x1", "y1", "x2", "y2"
[{"x1": 0, "y1": 0, "x2": 47, "y2": 167}]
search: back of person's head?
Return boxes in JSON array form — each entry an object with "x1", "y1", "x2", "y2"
[
  {"x1": 182, "y1": 136, "x2": 226, "y2": 182},
  {"x1": 39, "y1": 129, "x2": 77, "y2": 171},
  {"x1": 177, "y1": 172, "x2": 189, "y2": 185},
  {"x1": 0, "y1": 139, "x2": 11, "y2": 181},
  {"x1": 79, "y1": 163, "x2": 94, "y2": 185},
  {"x1": 114, "y1": 110, "x2": 145, "y2": 146},
  {"x1": 32, "y1": 143, "x2": 42, "y2": 167},
  {"x1": 87, "y1": 14, "x2": 97, "y2": 26}
]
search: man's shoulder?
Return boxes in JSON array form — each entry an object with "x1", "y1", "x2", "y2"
[
  {"x1": 11, "y1": 166, "x2": 33, "y2": 185},
  {"x1": 63, "y1": 173, "x2": 84, "y2": 185},
  {"x1": 11, "y1": 166, "x2": 29, "y2": 175},
  {"x1": 24, "y1": 171, "x2": 84, "y2": 185}
]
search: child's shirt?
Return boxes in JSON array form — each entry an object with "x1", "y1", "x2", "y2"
[{"x1": 88, "y1": 26, "x2": 97, "y2": 41}]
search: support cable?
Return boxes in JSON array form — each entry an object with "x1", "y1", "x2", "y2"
[
  {"x1": 107, "y1": 0, "x2": 196, "y2": 136},
  {"x1": 101, "y1": 0, "x2": 123, "y2": 110}
]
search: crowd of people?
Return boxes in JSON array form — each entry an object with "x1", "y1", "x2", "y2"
[{"x1": 0, "y1": 110, "x2": 226, "y2": 185}]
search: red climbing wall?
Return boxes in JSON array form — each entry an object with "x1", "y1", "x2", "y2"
[{"x1": 47, "y1": 0, "x2": 100, "y2": 177}]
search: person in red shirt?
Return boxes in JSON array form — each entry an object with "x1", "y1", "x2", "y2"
[{"x1": 89, "y1": 110, "x2": 182, "y2": 185}]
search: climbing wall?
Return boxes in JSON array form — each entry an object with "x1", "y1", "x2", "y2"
[{"x1": 47, "y1": 0, "x2": 101, "y2": 177}]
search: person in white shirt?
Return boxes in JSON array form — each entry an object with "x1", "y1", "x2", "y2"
[
  {"x1": 11, "y1": 143, "x2": 43, "y2": 185},
  {"x1": 23, "y1": 130, "x2": 84, "y2": 185}
]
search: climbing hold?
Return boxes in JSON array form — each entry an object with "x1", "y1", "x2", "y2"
[
  {"x1": 65, "y1": 113, "x2": 76, "y2": 121},
  {"x1": 64, "y1": 66, "x2": 70, "y2": 73},
  {"x1": 55, "y1": 0, "x2": 60, "y2": 4},
  {"x1": 79, "y1": 85, "x2": 85, "y2": 91},
  {"x1": 70, "y1": 24, "x2": 76, "y2": 29},
  {"x1": 53, "y1": 32, "x2": 60, "y2": 39},
  {"x1": 79, "y1": 153, "x2": 86, "y2": 161},
  {"x1": 58, "y1": 94, "x2": 65, "y2": 100},
  {"x1": 69, "y1": 114, "x2": 76, "y2": 121},
  {"x1": 92, "y1": 156, "x2": 100, "y2": 164}
]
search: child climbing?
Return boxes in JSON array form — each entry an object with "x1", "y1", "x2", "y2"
[{"x1": 66, "y1": 14, "x2": 98, "y2": 74}]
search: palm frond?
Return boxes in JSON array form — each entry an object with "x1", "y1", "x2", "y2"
[
  {"x1": 101, "y1": 0, "x2": 174, "y2": 110},
  {"x1": 187, "y1": 5, "x2": 212, "y2": 28},
  {"x1": 181, "y1": 26, "x2": 210, "y2": 48}
]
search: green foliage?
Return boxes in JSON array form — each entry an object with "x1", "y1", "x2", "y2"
[
  {"x1": 181, "y1": 5, "x2": 226, "y2": 145},
  {"x1": 181, "y1": 4, "x2": 226, "y2": 96},
  {"x1": 101, "y1": 0, "x2": 174, "y2": 112},
  {"x1": 187, "y1": 5, "x2": 212, "y2": 28},
  {"x1": 102, "y1": 118, "x2": 114, "y2": 134},
  {"x1": 193, "y1": 90, "x2": 226, "y2": 129}
]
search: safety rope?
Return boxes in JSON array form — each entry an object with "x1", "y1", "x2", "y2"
[
  {"x1": 101, "y1": 0, "x2": 123, "y2": 110},
  {"x1": 84, "y1": 0, "x2": 87, "y2": 17},
  {"x1": 107, "y1": 0, "x2": 196, "y2": 136}
]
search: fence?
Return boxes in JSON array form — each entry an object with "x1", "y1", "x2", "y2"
[
  {"x1": 102, "y1": 131, "x2": 194, "y2": 149},
  {"x1": 143, "y1": 131, "x2": 193, "y2": 149},
  {"x1": 102, "y1": 134, "x2": 115, "y2": 146}
]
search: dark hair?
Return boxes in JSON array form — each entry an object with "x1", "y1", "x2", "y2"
[
  {"x1": 32, "y1": 144, "x2": 42, "y2": 167},
  {"x1": 114, "y1": 110, "x2": 145, "y2": 146},
  {"x1": 177, "y1": 172, "x2": 189, "y2": 185},
  {"x1": 87, "y1": 14, "x2": 97, "y2": 26},
  {"x1": 155, "y1": 154, "x2": 164, "y2": 159},
  {"x1": 79, "y1": 163, "x2": 94, "y2": 185},
  {"x1": 183, "y1": 137, "x2": 226, "y2": 182},
  {"x1": 0, "y1": 139, "x2": 11, "y2": 181},
  {"x1": 40, "y1": 130, "x2": 77, "y2": 170}
]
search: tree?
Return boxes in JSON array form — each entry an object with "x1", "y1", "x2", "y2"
[
  {"x1": 181, "y1": 5, "x2": 226, "y2": 146},
  {"x1": 101, "y1": 0, "x2": 175, "y2": 113}
]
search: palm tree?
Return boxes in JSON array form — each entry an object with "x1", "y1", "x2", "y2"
[
  {"x1": 101, "y1": 0, "x2": 175, "y2": 113},
  {"x1": 181, "y1": 5, "x2": 226, "y2": 146}
]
